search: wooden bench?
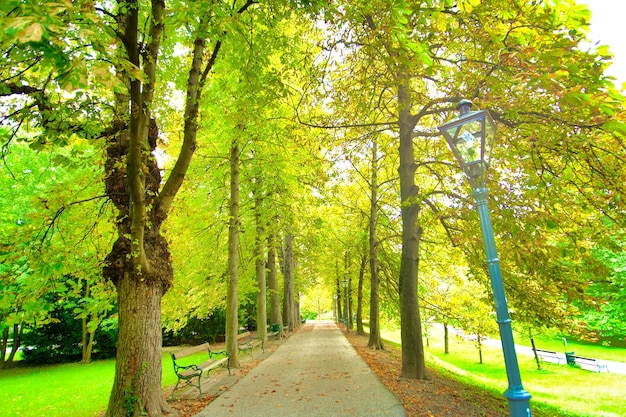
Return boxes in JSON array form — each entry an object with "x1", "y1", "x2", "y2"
[
  {"x1": 169, "y1": 342, "x2": 230, "y2": 397},
  {"x1": 535, "y1": 349, "x2": 566, "y2": 365},
  {"x1": 573, "y1": 355, "x2": 609, "y2": 373},
  {"x1": 237, "y1": 331, "x2": 264, "y2": 356}
]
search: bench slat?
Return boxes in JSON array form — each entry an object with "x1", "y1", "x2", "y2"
[{"x1": 172, "y1": 343, "x2": 212, "y2": 360}]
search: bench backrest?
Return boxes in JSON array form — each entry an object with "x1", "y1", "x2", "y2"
[
  {"x1": 237, "y1": 331, "x2": 250, "y2": 340},
  {"x1": 171, "y1": 342, "x2": 211, "y2": 360}
]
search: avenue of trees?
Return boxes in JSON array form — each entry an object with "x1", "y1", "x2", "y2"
[{"x1": 1, "y1": 1, "x2": 625, "y2": 416}]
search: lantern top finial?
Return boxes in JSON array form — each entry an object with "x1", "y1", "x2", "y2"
[{"x1": 456, "y1": 99, "x2": 473, "y2": 115}]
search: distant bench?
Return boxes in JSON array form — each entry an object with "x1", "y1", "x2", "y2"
[
  {"x1": 535, "y1": 349, "x2": 566, "y2": 365},
  {"x1": 573, "y1": 355, "x2": 609, "y2": 373},
  {"x1": 237, "y1": 331, "x2": 264, "y2": 356},
  {"x1": 169, "y1": 343, "x2": 230, "y2": 397},
  {"x1": 267, "y1": 323, "x2": 282, "y2": 340}
]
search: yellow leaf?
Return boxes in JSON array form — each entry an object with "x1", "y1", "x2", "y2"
[{"x1": 18, "y1": 22, "x2": 44, "y2": 43}]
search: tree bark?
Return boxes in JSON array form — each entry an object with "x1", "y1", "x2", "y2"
[
  {"x1": 282, "y1": 230, "x2": 295, "y2": 331},
  {"x1": 106, "y1": 275, "x2": 168, "y2": 417},
  {"x1": 368, "y1": 140, "x2": 384, "y2": 349},
  {"x1": 0, "y1": 323, "x2": 20, "y2": 369},
  {"x1": 267, "y1": 225, "x2": 284, "y2": 336},
  {"x1": 444, "y1": 322, "x2": 449, "y2": 354},
  {"x1": 356, "y1": 251, "x2": 367, "y2": 336},
  {"x1": 254, "y1": 178, "x2": 267, "y2": 344},
  {"x1": 397, "y1": 82, "x2": 427, "y2": 380},
  {"x1": 335, "y1": 264, "x2": 343, "y2": 321},
  {"x1": 226, "y1": 139, "x2": 241, "y2": 368}
]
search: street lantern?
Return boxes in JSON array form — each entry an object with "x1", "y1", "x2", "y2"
[
  {"x1": 438, "y1": 99, "x2": 496, "y2": 187},
  {"x1": 438, "y1": 100, "x2": 532, "y2": 417}
]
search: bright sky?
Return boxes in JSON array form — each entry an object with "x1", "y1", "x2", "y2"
[{"x1": 581, "y1": 0, "x2": 626, "y2": 87}]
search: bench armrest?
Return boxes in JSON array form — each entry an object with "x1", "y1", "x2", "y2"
[
  {"x1": 209, "y1": 349, "x2": 230, "y2": 358},
  {"x1": 174, "y1": 363, "x2": 201, "y2": 373}
]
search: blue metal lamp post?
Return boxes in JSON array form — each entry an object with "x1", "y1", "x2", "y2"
[{"x1": 438, "y1": 100, "x2": 532, "y2": 417}]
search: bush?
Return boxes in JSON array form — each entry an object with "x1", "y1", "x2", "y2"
[
  {"x1": 21, "y1": 303, "x2": 118, "y2": 365},
  {"x1": 163, "y1": 309, "x2": 226, "y2": 346}
]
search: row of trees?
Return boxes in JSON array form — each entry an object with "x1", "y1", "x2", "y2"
[{"x1": 2, "y1": 0, "x2": 625, "y2": 416}]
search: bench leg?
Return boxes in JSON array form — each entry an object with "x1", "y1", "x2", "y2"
[{"x1": 195, "y1": 374, "x2": 202, "y2": 397}]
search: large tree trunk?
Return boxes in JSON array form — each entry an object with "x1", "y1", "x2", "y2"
[
  {"x1": 106, "y1": 276, "x2": 168, "y2": 417},
  {"x1": 282, "y1": 230, "x2": 295, "y2": 331},
  {"x1": 254, "y1": 178, "x2": 267, "y2": 345},
  {"x1": 335, "y1": 263, "x2": 343, "y2": 321},
  {"x1": 397, "y1": 82, "x2": 427, "y2": 380},
  {"x1": 368, "y1": 140, "x2": 384, "y2": 350},
  {"x1": 343, "y1": 252, "x2": 353, "y2": 330},
  {"x1": 356, "y1": 251, "x2": 367, "y2": 336},
  {"x1": 267, "y1": 227, "x2": 284, "y2": 337},
  {"x1": 226, "y1": 139, "x2": 241, "y2": 368}
]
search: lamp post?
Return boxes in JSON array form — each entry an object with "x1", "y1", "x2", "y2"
[
  {"x1": 342, "y1": 279, "x2": 349, "y2": 332},
  {"x1": 438, "y1": 99, "x2": 532, "y2": 417}
]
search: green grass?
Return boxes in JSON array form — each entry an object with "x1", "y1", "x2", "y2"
[
  {"x1": 0, "y1": 347, "x2": 227, "y2": 417},
  {"x1": 381, "y1": 325, "x2": 626, "y2": 417}
]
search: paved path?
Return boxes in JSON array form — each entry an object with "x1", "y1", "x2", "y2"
[{"x1": 194, "y1": 321, "x2": 407, "y2": 417}]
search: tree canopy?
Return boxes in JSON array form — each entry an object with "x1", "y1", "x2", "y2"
[{"x1": 2, "y1": 0, "x2": 625, "y2": 415}]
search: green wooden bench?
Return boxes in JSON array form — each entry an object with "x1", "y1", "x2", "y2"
[
  {"x1": 237, "y1": 331, "x2": 264, "y2": 356},
  {"x1": 169, "y1": 342, "x2": 230, "y2": 398}
]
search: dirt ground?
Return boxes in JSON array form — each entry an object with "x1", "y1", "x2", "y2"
[
  {"x1": 343, "y1": 329, "x2": 509, "y2": 417},
  {"x1": 166, "y1": 326, "x2": 510, "y2": 417}
]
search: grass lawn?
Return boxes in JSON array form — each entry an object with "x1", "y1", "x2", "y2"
[
  {"x1": 0, "y1": 347, "x2": 224, "y2": 417},
  {"x1": 381, "y1": 325, "x2": 626, "y2": 417}
]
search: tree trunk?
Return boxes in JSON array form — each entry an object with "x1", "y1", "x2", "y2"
[
  {"x1": 368, "y1": 140, "x2": 384, "y2": 350},
  {"x1": 530, "y1": 337, "x2": 541, "y2": 370},
  {"x1": 444, "y1": 322, "x2": 449, "y2": 354},
  {"x1": 81, "y1": 281, "x2": 94, "y2": 364},
  {"x1": 282, "y1": 230, "x2": 295, "y2": 331},
  {"x1": 106, "y1": 275, "x2": 168, "y2": 417},
  {"x1": 267, "y1": 227, "x2": 284, "y2": 337},
  {"x1": 356, "y1": 251, "x2": 366, "y2": 336},
  {"x1": 226, "y1": 139, "x2": 240, "y2": 368},
  {"x1": 335, "y1": 264, "x2": 343, "y2": 321},
  {"x1": 397, "y1": 82, "x2": 427, "y2": 379},
  {"x1": 81, "y1": 315, "x2": 94, "y2": 364},
  {"x1": 343, "y1": 251, "x2": 352, "y2": 330},
  {"x1": 254, "y1": 179, "x2": 267, "y2": 344},
  {"x1": 0, "y1": 323, "x2": 20, "y2": 369}
]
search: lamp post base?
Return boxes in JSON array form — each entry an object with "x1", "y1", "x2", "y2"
[{"x1": 505, "y1": 386, "x2": 532, "y2": 417}]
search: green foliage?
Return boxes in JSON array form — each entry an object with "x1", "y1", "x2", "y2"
[
  {"x1": 0, "y1": 141, "x2": 114, "y2": 366},
  {"x1": 20, "y1": 293, "x2": 117, "y2": 364},
  {"x1": 575, "y1": 233, "x2": 626, "y2": 343},
  {"x1": 163, "y1": 310, "x2": 226, "y2": 346}
]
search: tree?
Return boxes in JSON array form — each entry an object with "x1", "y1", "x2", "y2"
[
  {"x1": 0, "y1": 140, "x2": 114, "y2": 368},
  {"x1": 368, "y1": 139, "x2": 384, "y2": 350},
  {"x1": 1, "y1": 0, "x2": 261, "y2": 414}
]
